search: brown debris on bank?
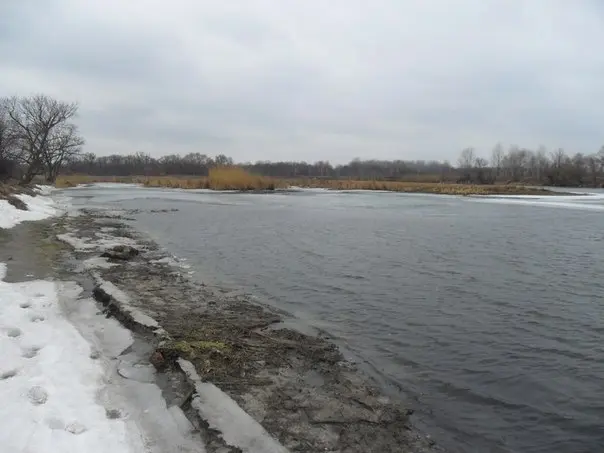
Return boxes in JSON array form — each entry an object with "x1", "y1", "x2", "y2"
[{"x1": 57, "y1": 208, "x2": 441, "y2": 453}]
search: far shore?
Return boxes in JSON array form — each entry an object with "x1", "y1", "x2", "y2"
[{"x1": 53, "y1": 174, "x2": 575, "y2": 197}]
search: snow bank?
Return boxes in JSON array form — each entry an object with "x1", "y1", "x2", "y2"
[
  {"x1": 0, "y1": 192, "x2": 58, "y2": 229},
  {"x1": 0, "y1": 264, "x2": 208, "y2": 452},
  {"x1": 0, "y1": 264, "x2": 137, "y2": 452}
]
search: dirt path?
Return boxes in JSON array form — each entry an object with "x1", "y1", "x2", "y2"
[{"x1": 0, "y1": 220, "x2": 64, "y2": 282}]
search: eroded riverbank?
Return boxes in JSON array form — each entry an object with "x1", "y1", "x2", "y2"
[
  {"x1": 43, "y1": 207, "x2": 440, "y2": 452},
  {"x1": 0, "y1": 213, "x2": 209, "y2": 452}
]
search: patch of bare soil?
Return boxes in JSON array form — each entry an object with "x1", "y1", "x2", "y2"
[
  {"x1": 0, "y1": 219, "x2": 66, "y2": 281},
  {"x1": 55, "y1": 208, "x2": 441, "y2": 453}
]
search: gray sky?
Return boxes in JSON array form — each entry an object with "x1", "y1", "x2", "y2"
[{"x1": 1, "y1": 1, "x2": 603, "y2": 163}]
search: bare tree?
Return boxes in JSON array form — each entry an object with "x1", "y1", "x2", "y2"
[
  {"x1": 43, "y1": 122, "x2": 85, "y2": 182},
  {"x1": 550, "y1": 148, "x2": 568, "y2": 169},
  {"x1": 490, "y1": 143, "x2": 503, "y2": 178},
  {"x1": 0, "y1": 108, "x2": 18, "y2": 180},
  {"x1": 457, "y1": 147, "x2": 476, "y2": 169},
  {"x1": 546, "y1": 148, "x2": 571, "y2": 185},
  {"x1": 474, "y1": 157, "x2": 493, "y2": 183},
  {"x1": 1, "y1": 94, "x2": 82, "y2": 183},
  {"x1": 214, "y1": 154, "x2": 234, "y2": 167},
  {"x1": 585, "y1": 154, "x2": 600, "y2": 188},
  {"x1": 533, "y1": 146, "x2": 548, "y2": 181},
  {"x1": 502, "y1": 146, "x2": 527, "y2": 181},
  {"x1": 0, "y1": 109, "x2": 14, "y2": 158}
]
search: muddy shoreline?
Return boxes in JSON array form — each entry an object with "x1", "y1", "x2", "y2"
[{"x1": 6, "y1": 208, "x2": 441, "y2": 452}]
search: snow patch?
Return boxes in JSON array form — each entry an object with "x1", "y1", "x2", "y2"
[
  {"x1": 469, "y1": 195, "x2": 604, "y2": 212},
  {"x1": 0, "y1": 192, "x2": 58, "y2": 229},
  {"x1": 80, "y1": 256, "x2": 119, "y2": 271},
  {"x1": 150, "y1": 256, "x2": 191, "y2": 269},
  {"x1": 0, "y1": 265, "x2": 137, "y2": 452},
  {"x1": 0, "y1": 368, "x2": 18, "y2": 380},
  {"x1": 58, "y1": 231, "x2": 138, "y2": 252},
  {"x1": 57, "y1": 232, "x2": 96, "y2": 250},
  {"x1": 66, "y1": 183, "x2": 142, "y2": 190},
  {"x1": 34, "y1": 185, "x2": 54, "y2": 196},
  {"x1": 95, "y1": 231, "x2": 138, "y2": 246},
  {"x1": 178, "y1": 358, "x2": 289, "y2": 453},
  {"x1": 27, "y1": 385, "x2": 49, "y2": 405},
  {"x1": 1, "y1": 266, "x2": 207, "y2": 452}
]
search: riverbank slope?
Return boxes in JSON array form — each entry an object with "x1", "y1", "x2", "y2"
[{"x1": 1, "y1": 189, "x2": 441, "y2": 452}]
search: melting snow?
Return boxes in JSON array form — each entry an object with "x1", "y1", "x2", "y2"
[
  {"x1": 150, "y1": 256, "x2": 191, "y2": 269},
  {"x1": 57, "y1": 232, "x2": 97, "y2": 250},
  {"x1": 0, "y1": 192, "x2": 58, "y2": 229},
  {"x1": 0, "y1": 263, "x2": 137, "y2": 452},
  {"x1": 0, "y1": 263, "x2": 206, "y2": 452},
  {"x1": 57, "y1": 232, "x2": 138, "y2": 252},
  {"x1": 79, "y1": 257, "x2": 118, "y2": 271}
]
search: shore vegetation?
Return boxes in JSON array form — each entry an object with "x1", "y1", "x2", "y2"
[{"x1": 55, "y1": 170, "x2": 558, "y2": 196}]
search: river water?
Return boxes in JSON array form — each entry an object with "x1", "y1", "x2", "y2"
[{"x1": 66, "y1": 185, "x2": 604, "y2": 453}]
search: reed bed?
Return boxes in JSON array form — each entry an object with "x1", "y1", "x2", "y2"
[{"x1": 56, "y1": 170, "x2": 556, "y2": 196}]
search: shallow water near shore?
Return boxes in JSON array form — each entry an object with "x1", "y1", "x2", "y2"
[{"x1": 64, "y1": 185, "x2": 604, "y2": 453}]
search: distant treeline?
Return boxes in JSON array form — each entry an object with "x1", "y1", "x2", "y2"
[
  {"x1": 2, "y1": 93, "x2": 602, "y2": 188},
  {"x1": 64, "y1": 144, "x2": 604, "y2": 187},
  {"x1": 64, "y1": 152, "x2": 450, "y2": 181}
]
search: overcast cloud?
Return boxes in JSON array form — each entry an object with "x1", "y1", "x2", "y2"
[{"x1": 1, "y1": 1, "x2": 603, "y2": 163}]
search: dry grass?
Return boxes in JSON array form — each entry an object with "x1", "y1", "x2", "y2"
[
  {"x1": 141, "y1": 168, "x2": 286, "y2": 190},
  {"x1": 56, "y1": 168, "x2": 285, "y2": 191},
  {"x1": 55, "y1": 171, "x2": 557, "y2": 196},
  {"x1": 0, "y1": 182, "x2": 37, "y2": 205},
  {"x1": 209, "y1": 167, "x2": 284, "y2": 190},
  {"x1": 0, "y1": 182, "x2": 18, "y2": 198},
  {"x1": 54, "y1": 175, "x2": 145, "y2": 188},
  {"x1": 289, "y1": 178, "x2": 555, "y2": 196}
]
